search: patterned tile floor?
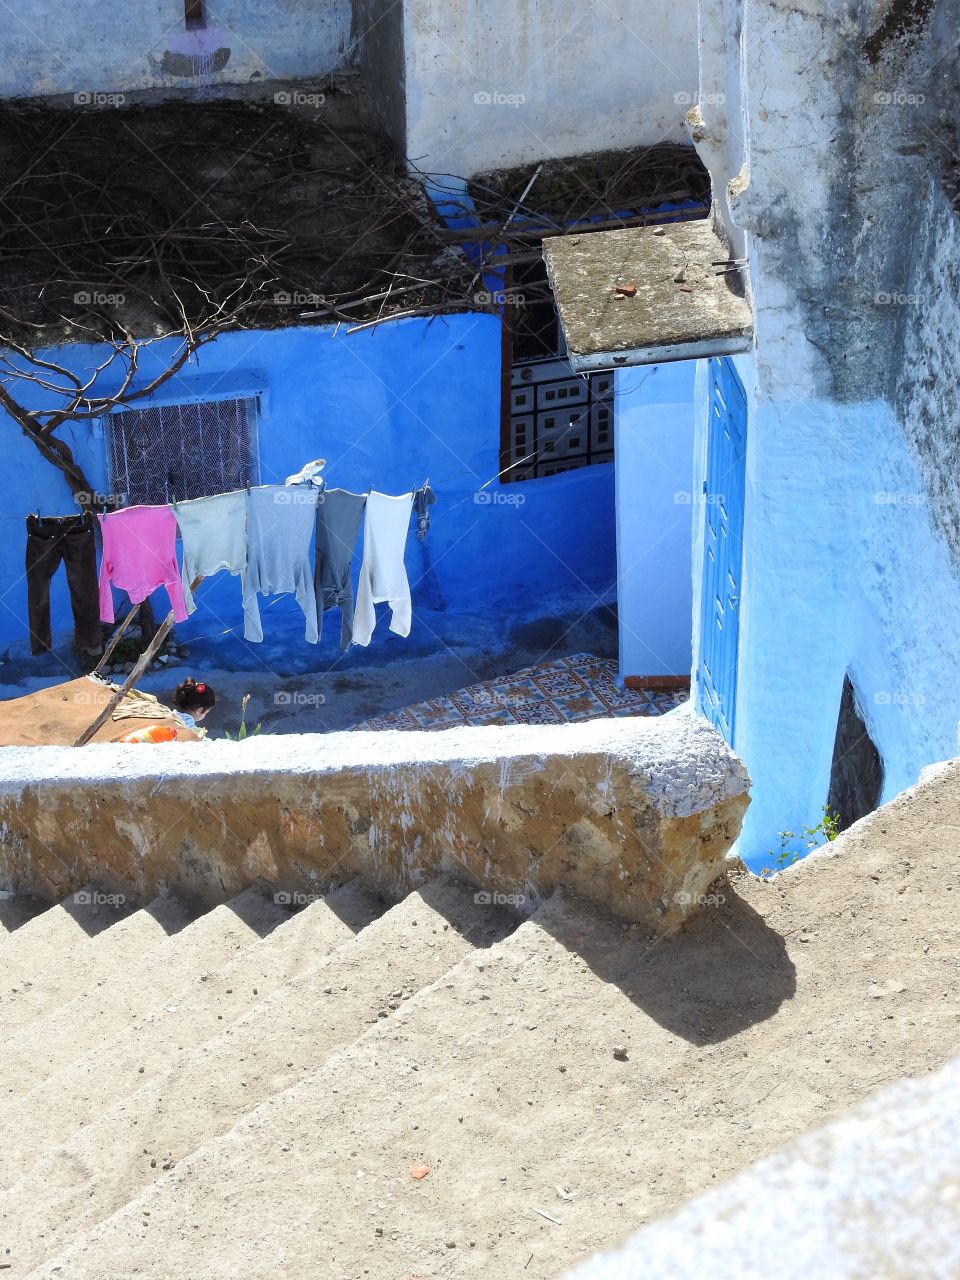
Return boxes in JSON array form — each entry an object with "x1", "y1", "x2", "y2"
[{"x1": 351, "y1": 653, "x2": 689, "y2": 731}]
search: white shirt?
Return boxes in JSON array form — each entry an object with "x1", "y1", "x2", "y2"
[{"x1": 352, "y1": 491, "x2": 415, "y2": 646}]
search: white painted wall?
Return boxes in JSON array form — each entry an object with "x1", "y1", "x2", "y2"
[
  {"x1": 686, "y1": 0, "x2": 960, "y2": 867},
  {"x1": 615, "y1": 362, "x2": 696, "y2": 679},
  {"x1": 690, "y1": 0, "x2": 748, "y2": 256},
  {"x1": 895, "y1": 182, "x2": 960, "y2": 567},
  {"x1": 352, "y1": 0, "x2": 407, "y2": 154},
  {"x1": 1, "y1": 0, "x2": 351, "y2": 98},
  {"x1": 394, "y1": 0, "x2": 700, "y2": 177}
]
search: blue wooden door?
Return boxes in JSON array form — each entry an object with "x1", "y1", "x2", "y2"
[{"x1": 697, "y1": 357, "x2": 747, "y2": 744}]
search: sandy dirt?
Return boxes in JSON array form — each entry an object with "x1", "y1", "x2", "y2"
[
  {"x1": 13, "y1": 757, "x2": 960, "y2": 1279},
  {"x1": 0, "y1": 592, "x2": 619, "y2": 737}
]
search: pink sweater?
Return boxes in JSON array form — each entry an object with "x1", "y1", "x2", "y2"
[{"x1": 98, "y1": 506, "x2": 189, "y2": 624}]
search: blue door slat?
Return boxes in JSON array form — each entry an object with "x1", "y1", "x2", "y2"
[{"x1": 698, "y1": 357, "x2": 746, "y2": 744}]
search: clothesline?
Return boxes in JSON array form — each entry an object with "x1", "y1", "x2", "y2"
[
  {"x1": 26, "y1": 465, "x2": 432, "y2": 657},
  {"x1": 26, "y1": 479, "x2": 433, "y2": 518}
]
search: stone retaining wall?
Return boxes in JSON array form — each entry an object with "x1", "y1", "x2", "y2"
[{"x1": 0, "y1": 714, "x2": 750, "y2": 933}]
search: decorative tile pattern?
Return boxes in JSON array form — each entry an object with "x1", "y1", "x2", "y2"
[{"x1": 351, "y1": 654, "x2": 689, "y2": 732}]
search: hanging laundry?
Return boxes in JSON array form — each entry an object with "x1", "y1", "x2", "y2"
[
  {"x1": 98, "y1": 506, "x2": 188, "y2": 625},
  {"x1": 242, "y1": 485, "x2": 320, "y2": 644},
  {"x1": 25, "y1": 513, "x2": 101, "y2": 655},
  {"x1": 314, "y1": 489, "x2": 366, "y2": 650},
  {"x1": 413, "y1": 482, "x2": 437, "y2": 542},
  {"x1": 352, "y1": 491, "x2": 415, "y2": 647},
  {"x1": 285, "y1": 459, "x2": 326, "y2": 488},
  {"x1": 171, "y1": 491, "x2": 247, "y2": 614}
]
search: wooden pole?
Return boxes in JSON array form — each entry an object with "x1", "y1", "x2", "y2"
[
  {"x1": 91, "y1": 601, "x2": 143, "y2": 678},
  {"x1": 75, "y1": 577, "x2": 202, "y2": 747}
]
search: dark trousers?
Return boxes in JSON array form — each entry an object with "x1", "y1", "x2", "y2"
[{"x1": 25, "y1": 514, "x2": 101, "y2": 654}]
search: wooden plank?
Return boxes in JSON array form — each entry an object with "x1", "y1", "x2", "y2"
[
  {"x1": 74, "y1": 577, "x2": 201, "y2": 747},
  {"x1": 91, "y1": 602, "x2": 143, "y2": 678},
  {"x1": 623, "y1": 675, "x2": 690, "y2": 692}
]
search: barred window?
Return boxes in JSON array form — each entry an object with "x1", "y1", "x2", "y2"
[
  {"x1": 505, "y1": 362, "x2": 614, "y2": 483},
  {"x1": 502, "y1": 256, "x2": 615, "y2": 484},
  {"x1": 105, "y1": 397, "x2": 260, "y2": 507}
]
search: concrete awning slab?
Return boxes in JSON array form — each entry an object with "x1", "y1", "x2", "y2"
[{"x1": 543, "y1": 219, "x2": 753, "y2": 371}]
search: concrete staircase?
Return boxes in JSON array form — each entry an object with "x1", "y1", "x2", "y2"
[
  {"x1": 0, "y1": 875, "x2": 520, "y2": 1276},
  {"x1": 0, "y1": 887, "x2": 194, "y2": 1035},
  {"x1": 0, "y1": 882, "x2": 767, "y2": 1279},
  {"x1": 0, "y1": 891, "x2": 45, "y2": 936},
  {"x1": 2, "y1": 745, "x2": 959, "y2": 1280}
]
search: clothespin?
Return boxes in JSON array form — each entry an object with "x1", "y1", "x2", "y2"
[{"x1": 414, "y1": 479, "x2": 437, "y2": 541}]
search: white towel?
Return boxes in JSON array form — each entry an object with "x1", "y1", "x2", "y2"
[{"x1": 352, "y1": 491, "x2": 414, "y2": 646}]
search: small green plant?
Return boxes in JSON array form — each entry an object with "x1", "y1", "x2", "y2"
[
  {"x1": 110, "y1": 635, "x2": 150, "y2": 664},
  {"x1": 760, "y1": 806, "x2": 840, "y2": 878},
  {"x1": 224, "y1": 693, "x2": 262, "y2": 741}
]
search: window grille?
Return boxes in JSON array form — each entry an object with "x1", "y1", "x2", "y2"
[
  {"x1": 505, "y1": 360, "x2": 614, "y2": 483},
  {"x1": 502, "y1": 255, "x2": 615, "y2": 484},
  {"x1": 105, "y1": 397, "x2": 260, "y2": 507}
]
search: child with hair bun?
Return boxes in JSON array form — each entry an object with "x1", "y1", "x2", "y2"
[{"x1": 172, "y1": 677, "x2": 217, "y2": 729}]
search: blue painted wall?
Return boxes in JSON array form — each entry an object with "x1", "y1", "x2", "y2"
[
  {"x1": 0, "y1": 314, "x2": 616, "y2": 654},
  {"x1": 689, "y1": 360, "x2": 960, "y2": 872},
  {"x1": 614, "y1": 362, "x2": 695, "y2": 679}
]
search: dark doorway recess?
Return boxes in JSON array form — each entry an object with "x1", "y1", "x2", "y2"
[
  {"x1": 185, "y1": 0, "x2": 206, "y2": 29},
  {"x1": 827, "y1": 675, "x2": 884, "y2": 831}
]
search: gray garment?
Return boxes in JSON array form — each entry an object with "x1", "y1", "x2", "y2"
[
  {"x1": 314, "y1": 488, "x2": 366, "y2": 650},
  {"x1": 171, "y1": 491, "x2": 247, "y2": 615},
  {"x1": 242, "y1": 485, "x2": 319, "y2": 644}
]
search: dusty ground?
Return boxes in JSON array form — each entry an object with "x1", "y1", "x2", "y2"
[
  {"x1": 10, "y1": 758, "x2": 960, "y2": 1279},
  {"x1": 0, "y1": 592, "x2": 619, "y2": 736}
]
